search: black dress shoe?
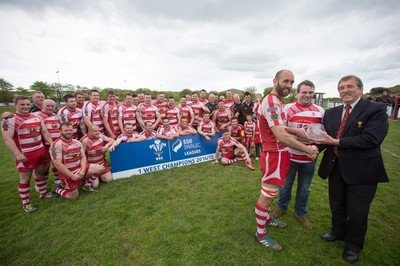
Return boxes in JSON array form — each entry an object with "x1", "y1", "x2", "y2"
[
  {"x1": 343, "y1": 249, "x2": 359, "y2": 264},
  {"x1": 321, "y1": 232, "x2": 343, "y2": 242}
]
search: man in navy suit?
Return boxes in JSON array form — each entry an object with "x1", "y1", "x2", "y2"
[{"x1": 315, "y1": 75, "x2": 389, "y2": 264}]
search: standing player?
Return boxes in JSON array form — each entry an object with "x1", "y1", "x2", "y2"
[
  {"x1": 199, "y1": 89, "x2": 208, "y2": 104},
  {"x1": 243, "y1": 113, "x2": 256, "y2": 157},
  {"x1": 223, "y1": 90, "x2": 234, "y2": 109},
  {"x1": 80, "y1": 125, "x2": 115, "y2": 190},
  {"x1": 153, "y1": 93, "x2": 168, "y2": 118},
  {"x1": 213, "y1": 129, "x2": 254, "y2": 170},
  {"x1": 165, "y1": 96, "x2": 180, "y2": 127},
  {"x1": 254, "y1": 70, "x2": 318, "y2": 251},
  {"x1": 102, "y1": 91, "x2": 120, "y2": 139},
  {"x1": 74, "y1": 91, "x2": 86, "y2": 109},
  {"x1": 35, "y1": 99, "x2": 61, "y2": 185},
  {"x1": 272, "y1": 80, "x2": 324, "y2": 229},
  {"x1": 83, "y1": 89, "x2": 105, "y2": 133},
  {"x1": 198, "y1": 111, "x2": 216, "y2": 141},
  {"x1": 2, "y1": 96, "x2": 56, "y2": 213},
  {"x1": 51, "y1": 123, "x2": 105, "y2": 199},
  {"x1": 213, "y1": 100, "x2": 232, "y2": 131},
  {"x1": 118, "y1": 93, "x2": 138, "y2": 135},
  {"x1": 58, "y1": 94, "x2": 86, "y2": 139},
  {"x1": 189, "y1": 92, "x2": 209, "y2": 129},
  {"x1": 137, "y1": 93, "x2": 161, "y2": 130},
  {"x1": 179, "y1": 96, "x2": 194, "y2": 126}
]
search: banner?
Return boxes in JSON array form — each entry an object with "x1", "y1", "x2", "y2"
[{"x1": 110, "y1": 133, "x2": 221, "y2": 179}]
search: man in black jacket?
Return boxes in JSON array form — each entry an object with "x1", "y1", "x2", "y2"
[{"x1": 315, "y1": 75, "x2": 389, "y2": 264}]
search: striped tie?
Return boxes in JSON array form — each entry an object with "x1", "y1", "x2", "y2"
[{"x1": 334, "y1": 105, "x2": 351, "y2": 156}]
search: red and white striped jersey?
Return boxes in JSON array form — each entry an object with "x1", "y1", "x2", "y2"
[
  {"x1": 224, "y1": 99, "x2": 234, "y2": 109},
  {"x1": 81, "y1": 133, "x2": 112, "y2": 165},
  {"x1": 229, "y1": 124, "x2": 244, "y2": 139},
  {"x1": 140, "y1": 104, "x2": 159, "y2": 124},
  {"x1": 166, "y1": 106, "x2": 180, "y2": 126},
  {"x1": 258, "y1": 93, "x2": 287, "y2": 152},
  {"x1": 176, "y1": 124, "x2": 195, "y2": 132},
  {"x1": 139, "y1": 130, "x2": 157, "y2": 140},
  {"x1": 50, "y1": 138, "x2": 84, "y2": 176},
  {"x1": 118, "y1": 104, "x2": 137, "y2": 131},
  {"x1": 199, "y1": 98, "x2": 208, "y2": 105},
  {"x1": 244, "y1": 121, "x2": 255, "y2": 137},
  {"x1": 152, "y1": 100, "x2": 168, "y2": 116},
  {"x1": 189, "y1": 101, "x2": 205, "y2": 126},
  {"x1": 102, "y1": 102, "x2": 120, "y2": 136},
  {"x1": 2, "y1": 113, "x2": 45, "y2": 153},
  {"x1": 283, "y1": 101, "x2": 324, "y2": 163},
  {"x1": 83, "y1": 101, "x2": 105, "y2": 133},
  {"x1": 118, "y1": 132, "x2": 141, "y2": 142},
  {"x1": 198, "y1": 120, "x2": 216, "y2": 134},
  {"x1": 217, "y1": 137, "x2": 240, "y2": 159},
  {"x1": 57, "y1": 107, "x2": 83, "y2": 139},
  {"x1": 35, "y1": 111, "x2": 60, "y2": 143},
  {"x1": 179, "y1": 105, "x2": 194, "y2": 123},
  {"x1": 157, "y1": 126, "x2": 177, "y2": 137},
  {"x1": 214, "y1": 108, "x2": 231, "y2": 129}
]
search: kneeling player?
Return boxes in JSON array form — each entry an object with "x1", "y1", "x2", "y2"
[
  {"x1": 50, "y1": 123, "x2": 105, "y2": 199},
  {"x1": 81, "y1": 125, "x2": 117, "y2": 190},
  {"x1": 213, "y1": 129, "x2": 254, "y2": 170}
]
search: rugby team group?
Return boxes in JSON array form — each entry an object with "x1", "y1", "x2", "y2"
[{"x1": 1, "y1": 70, "x2": 389, "y2": 263}]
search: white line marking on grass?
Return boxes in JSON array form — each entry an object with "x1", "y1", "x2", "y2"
[{"x1": 382, "y1": 148, "x2": 400, "y2": 158}]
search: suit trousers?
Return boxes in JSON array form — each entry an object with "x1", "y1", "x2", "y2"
[{"x1": 329, "y1": 161, "x2": 377, "y2": 252}]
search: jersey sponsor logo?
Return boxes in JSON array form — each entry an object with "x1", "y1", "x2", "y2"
[
  {"x1": 270, "y1": 114, "x2": 278, "y2": 120},
  {"x1": 267, "y1": 107, "x2": 278, "y2": 112}
]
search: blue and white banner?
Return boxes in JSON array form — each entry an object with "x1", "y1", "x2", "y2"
[{"x1": 110, "y1": 133, "x2": 221, "y2": 179}]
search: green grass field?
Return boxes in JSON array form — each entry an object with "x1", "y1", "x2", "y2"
[{"x1": 1, "y1": 107, "x2": 399, "y2": 265}]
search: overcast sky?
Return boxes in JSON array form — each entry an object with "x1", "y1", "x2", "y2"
[{"x1": 1, "y1": 0, "x2": 399, "y2": 97}]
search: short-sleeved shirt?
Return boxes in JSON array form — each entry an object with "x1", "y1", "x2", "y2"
[
  {"x1": 81, "y1": 133, "x2": 112, "y2": 165},
  {"x1": 35, "y1": 111, "x2": 61, "y2": 143},
  {"x1": 57, "y1": 107, "x2": 83, "y2": 139},
  {"x1": 166, "y1": 106, "x2": 180, "y2": 126},
  {"x1": 189, "y1": 101, "x2": 205, "y2": 126},
  {"x1": 157, "y1": 126, "x2": 178, "y2": 137},
  {"x1": 139, "y1": 130, "x2": 157, "y2": 140},
  {"x1": 83, "y1": 101, "x2": 105, "y2": 133},
  {"x1": 118, "y1": 132, "x2": 141, "y2": 142},
  {"x1": 2, "y1": 113, "x2": 45, "y2": 153},
  {"x1": 217, "y1": 137, "x2": 240, "y2": 159},
  {"x1": 50, "y1": 138, "x2": 84, "y2": 178},
  {"x1": 198, "y1": 120, "x2": 216, "y2": 134},
  {"x1": 118, "y1": 104, "x2": 137, "y2": 131},
  {"x1": 102, "y1": 102, "x2": 120, "y2": 136},
  {"x1": 258, "y1": 93, "x2": 287, "y2": 152},
  {"x1": 283, "y1": 101, "x2": 324, "y2": 163}
]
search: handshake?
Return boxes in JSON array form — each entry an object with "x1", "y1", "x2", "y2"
[{"x1": 305, "y1": 145, "x2": 319, "y2": 160}]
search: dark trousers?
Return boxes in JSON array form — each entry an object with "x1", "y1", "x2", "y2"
[{"x1": 329, "y1": 162, "x2": 377, "y2": 252}]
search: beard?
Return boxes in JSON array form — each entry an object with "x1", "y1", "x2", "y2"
[
  {"x1": 276, "y1": 81, "x2": 290, "y2": 97},
  {"x1": 61, "y1": 132, "x2": 73, "y2": 140}
]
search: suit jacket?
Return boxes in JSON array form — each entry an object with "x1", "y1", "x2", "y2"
[{"x1": 318, "y1": 98, "x2": 389, "y2": 184}]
